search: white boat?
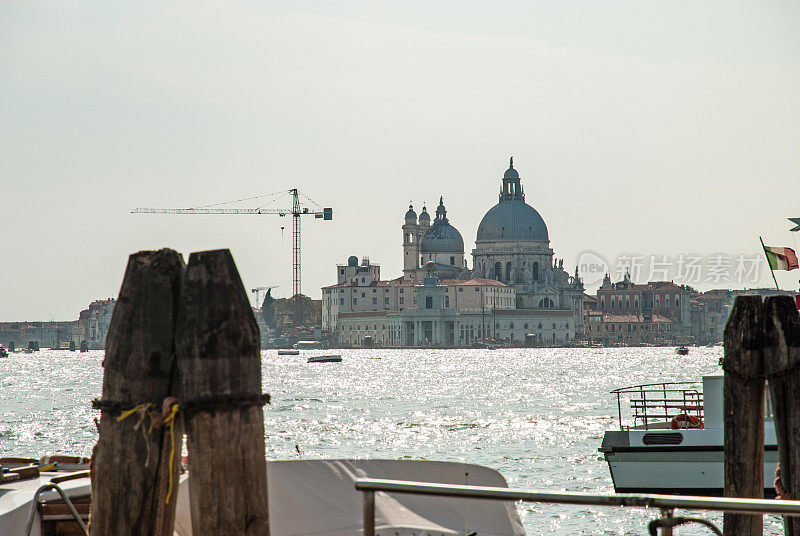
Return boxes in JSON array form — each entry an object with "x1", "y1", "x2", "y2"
[
  {"x1": 600, "y1": 375, "x2": 777, "y2": 496},
  {"x1": 1, "y1": 459, "x2": 524, "y2": 536},
  {"x1": 307, "y1": 354, "x2": 342, "y2": 363},
  {"x1": 277, "y1": 349, "x2": 300, "y2": 355}
]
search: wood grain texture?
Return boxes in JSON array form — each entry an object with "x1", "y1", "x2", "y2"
[
  {"x1": 176, "y1": 249, "x2": 269, "y2": 536},
  {"x1": 722, "y1": 295, "x2": 765, "y2": 536},
  {"x1": 90, "y1": 249, "x2": 185, "y2": 536},
  {"x1": 764, "y1": 296, "x2": 800, "y2": 536}
]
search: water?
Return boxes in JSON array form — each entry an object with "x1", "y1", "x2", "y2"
[{"x1": 0, "y1": 347, "x2": 785, "y2": 535}]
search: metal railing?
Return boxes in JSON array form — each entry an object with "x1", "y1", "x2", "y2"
[
  {"x1": 24, "y1": 483, "x2": 88, "y2": 536},
  {"x1": 611, "y1": 382, "x2": 703, "y2": 430},
  {"x1": 355, "y1": 478, "x2": 800, "y2": 536}
]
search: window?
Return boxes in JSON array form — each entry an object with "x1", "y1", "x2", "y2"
[
  {"x1": 400, "y1": 289, "x2": 404, "y2": 294},
  {"x1": 372, "y1": 298, "x2": 377, "y2": 305},
  {"x1": 459, "y1": 287, "x2": 463, "y2": 292},
  {"x1": 400, "y1": 297, "x2": 404, "y2": 304},
  {"x1": 373, "y1": 288, "x2": 376, "y2": 293},
  {"x1": 361, "y1": 277, "x2": 365, "y2": 283},
  {"x1": 361, "y1": 292, "x2": 365, "y2": 298},
  {"x1": 426, "y1": 296, "x2": 433, "y2": 309},
  {"x1": 353, "y1": 298, "x2": 357, "y2": 305},
  {"x1": 450, "y1": 256, "x2": 455, "y2": 265},
  {"x1": 384, "y1": 298, "x2": 389, "y2": 304},
  {"x1": 533, "y1": 262, "x2": 539, "y2": 281},
  {"x1": 601, "y1": 299, "x2": 605, "y2": 308},
  {"x1": 445, "y1": 296, "x2": 450, "y2": 307},
  {"x1": 339, "y1": 298, "x2": 344, "y2": 305},
  {"x1": 510, "y1": 323, "x2": 515, "y2": 329},
  {"x1": 340, "y1": 269, "x2": 344, "y2": 275}
]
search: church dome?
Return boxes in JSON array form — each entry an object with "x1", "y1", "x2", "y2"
[
  {"x1": 476, "y1": 158, "x2": 549, "y2": 243},
  {"x1": 420, "y1": 197, "x2": 464, "y2": 253},
  {"x1": 419, "y1": 205, "x2": 430, "y2": 221},
  {"x1": 477, "y1": 200, "x2": 548, "y2": 242},
  {"x1": 404, "y1": 204, "x2": 417, "y2": 223}
]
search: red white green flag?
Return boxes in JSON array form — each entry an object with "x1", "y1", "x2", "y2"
[{"x1": 763, "y1": 246, "x2": 799, "y2": 271}]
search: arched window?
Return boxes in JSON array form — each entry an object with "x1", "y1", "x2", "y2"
[
  {"x1": 611, "y1": 299, "x2": 615, "y2": 309},
  {"x1": 538, "y1": 298, "x2": 554, "y2": 308},
  {"x1": 601, "y1": 299, "x2": 605, "y2": 309},
  {"x1": 494, "y1": 262, "x2": 502, "y2": 280},
  {"x1": 533, "y1": 262, "x2": 539, "y2": 281},
  {"x1": 505, "y1": 262, "x2": 512, "y2": 282},
  {"x1": 445, "y1": 295, "x2": 450, "y2": 307}
]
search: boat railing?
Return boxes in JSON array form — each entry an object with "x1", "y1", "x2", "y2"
[
  {"x1": 355, "y1": 478, "x2": 800, "y2": 536},
  {"x1": 610, "y1": 382, "x2": 703, "y2": 430}
]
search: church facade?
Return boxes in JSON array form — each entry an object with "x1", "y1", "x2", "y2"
[{"x1": 321, "y1": 158, "x2": 584, "y2": 347}]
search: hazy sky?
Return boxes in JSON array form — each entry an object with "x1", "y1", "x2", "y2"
[{"x1": 2, "y1": 1, "x2": 800, "y2": 321}]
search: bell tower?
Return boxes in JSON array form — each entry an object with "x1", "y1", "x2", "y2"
[{"x1": 402, "y1": 203, "x2": 419, "y2": 279}]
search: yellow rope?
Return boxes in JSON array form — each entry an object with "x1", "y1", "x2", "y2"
[
  {"x1": 163, "y1": 403, "x2": 180, "y2": 504},
  {"x1": 116, "y1": 403, "x2": 153, "y2": 423},
  {"x1": 114, "y1": 401, "x2": 181, "y2": 504}
]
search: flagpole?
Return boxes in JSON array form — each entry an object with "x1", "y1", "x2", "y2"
[{"x1": 759, "y1": 235, "x2": 780, "y2": 290}]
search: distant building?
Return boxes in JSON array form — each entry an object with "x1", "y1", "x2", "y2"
[
  {"x1": 79, "y1": 298, "x2": 116, "y2": 349},
  {"x1": 322, "y1": 158, "x2": 584, "y2": 347}
]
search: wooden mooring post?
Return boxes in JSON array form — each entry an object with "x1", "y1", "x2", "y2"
[
  {"x1": 90, "y1": 249, "x2": 185, "y2": 536},
  {"x1": 763, "y1": 296, "x2": 800, "y2": 536},
  {"x1": 176, "y1": 249, "x2": 270, "y2": 535},
  {"x1": 723, "y1": 294, "x2": 800, "y2": 536},
  {"x1": 723, "y1": 295, "x2": 766, "y2": 536}
]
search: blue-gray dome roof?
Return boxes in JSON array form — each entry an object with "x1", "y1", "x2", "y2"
[
  {"x1": 419, "y1": 206, "x2": 430, "y2": 221},
  {"x1": 404, "y1": 204, "x2": 417, "y2": 220},
  {"x1": 421, "y1": 197, "x2": 464, "y2": 253},
  {"x1": 503, "y1": 167, "x2": 519, "y2": 179},
  {"x1": 477, "y1": 199, "x2": 548, "y2": 242},
  {"x1": 421, "y1": 222, "x2": 464, "y2": 253}
]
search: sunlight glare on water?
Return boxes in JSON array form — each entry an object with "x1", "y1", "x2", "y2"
[{"x1": 0, "y1": 346, "x2": 785, "y2": 535}]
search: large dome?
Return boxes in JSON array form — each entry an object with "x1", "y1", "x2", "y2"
[
  {"x1": 476, "y1": 158, "x2": 549, "y2": 243},
  {"x1": 476, "y1": 199, "x2": 548, "y2": 242}
]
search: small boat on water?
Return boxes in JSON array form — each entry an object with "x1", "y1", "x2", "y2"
[
  {"x1": 675, "y1": 346, "x2": 689, "y2": 355},
  {"x1": 307, "y1": 354, "x2": 342, "y2": 363},
  {"x1": 1, "y1": 458, "x2": 524, "y2": 536},
  {"x1": 600, "y1": 375, "x2": 777, "y2": 496},
  {"x1": 277, "y1": 349, "x2": 300, "y2": 356}
]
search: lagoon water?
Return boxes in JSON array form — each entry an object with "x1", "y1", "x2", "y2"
[{"x1": 0, "y1": 347, "x2": 784, "y2": 535}]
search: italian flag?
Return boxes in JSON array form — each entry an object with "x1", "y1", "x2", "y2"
[{"x1": 764, "y1": 246, "x2": 800, "y2": 271}]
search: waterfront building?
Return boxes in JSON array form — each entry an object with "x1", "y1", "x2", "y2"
[{"x1": 322, "y1": 158, "x2": 584, "y2": 347}]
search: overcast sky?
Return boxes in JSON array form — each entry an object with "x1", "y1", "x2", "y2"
[{"x1": 2, "y1": 1, "x2": 800, "y2": 321}]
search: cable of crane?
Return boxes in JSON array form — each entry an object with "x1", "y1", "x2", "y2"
[
  {"x1": 297, "y1": 190, "x2": 323, "y2": 209},
  {"x1": 192, "y1": 189, "x2": 288, "y2": 209},
  {"x1": 254, "y1": 190, "x2": 293, "y2": 211}
]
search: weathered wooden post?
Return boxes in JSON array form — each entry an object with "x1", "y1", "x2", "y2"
[
  {"x1": 722, "y1": 295, "x2": 765, "y2": 536},
  {"x1": 763, "y1": 295, "x2": 800, "y2": 536},
  {"x1": 176, "y1": 249, "x2": 269, "y2": 535},
  {"x1": 90, "y1": 249, "x2": 185, "y2": 536}
]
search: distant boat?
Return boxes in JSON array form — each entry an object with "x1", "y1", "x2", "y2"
[
  {"x1": 0, "y1": 347, "x2": 7, "y2": 358},
  {"x1": 676, "y1": 346, "x2": 689, "y2": 355},
  {"x1": 278, "y1": 349, "x2": 300, "y2": 356},
  {"x1": 307, "y1": 355, "x2": 342, "y2": 363}
]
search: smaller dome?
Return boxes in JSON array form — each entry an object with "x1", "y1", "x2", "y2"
[
  {"x1": 421, "y1": 222, "x2": 464, "y2": 254},
  {"x1": 419, "y1": 205, "x2": 430, "y2": 221},
  {"x1": 348, "y1": 255, "x2": 358, "y2": 267},
  {"x1": 404, "y1": 204, "x2": 417, "y2": 222}
]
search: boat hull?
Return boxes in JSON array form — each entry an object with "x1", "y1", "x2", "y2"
[{"x1": 603, "y1": 442, "x2": 778, "y2": 496}]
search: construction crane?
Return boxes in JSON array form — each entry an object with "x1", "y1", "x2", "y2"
[
  {"x1": 251, "y1": 286, "x2": 279, "y2": 307},
  {"x1": 132, "y1": 188, "x2": 332, "y2": 329}
]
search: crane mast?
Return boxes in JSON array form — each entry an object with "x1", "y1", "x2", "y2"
[{"x1": 133, "y1": 188, "x2": 332, "y2": 332}]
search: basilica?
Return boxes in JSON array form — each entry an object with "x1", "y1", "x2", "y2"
[{"x1": 321, "y1": 158, "x2": 584, "y2": 347}]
